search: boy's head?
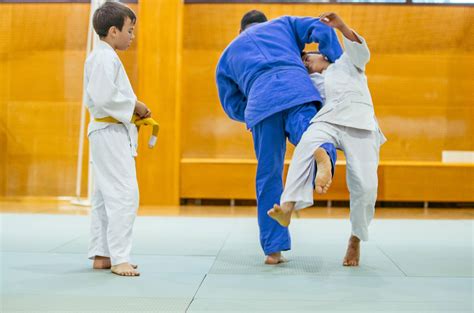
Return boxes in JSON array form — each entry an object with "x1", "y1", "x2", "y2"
[
  {"x1": 93, "y1": 1, "x2": 136, "y2": 50},
  {"x1": 301, "y1": 51, "x2": 330, "y2": 74},
  {"x1": 240, "y1": 10, "x2": 267, "y2": 33}
]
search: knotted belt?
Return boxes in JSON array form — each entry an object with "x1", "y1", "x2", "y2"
[{"x1": 94, "y1": 115, "x2": 160, "y2": 148}]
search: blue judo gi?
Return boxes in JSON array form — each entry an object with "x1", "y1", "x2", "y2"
[{"x1": 216, "y1": 16, "x2": 342, "y2": 255}]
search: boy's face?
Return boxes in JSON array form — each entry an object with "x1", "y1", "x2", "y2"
[
  {"x1": 111, "y1": 17, "x2": 135, "y2": 50},
  {"x1": 302, "y1": 52, "x2": 330, "y2": 74}
]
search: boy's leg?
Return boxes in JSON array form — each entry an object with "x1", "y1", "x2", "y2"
[
  {"x1": 340, "y1": 127, "x2": 380, "y2": 266},
  {"x1": 88, "y1": 186, "x2": 111, "y2": 269},
  {"x1": 90, "y1": 125, "x2": 140, "y2": 276},
  {"x1": 252, "y1": 112, "x2": 289, "y2": 264},
  {"x1": 272, "y1": 122, "x2": 338, "y2": 228},
  {"x1": 284, "y1": 104, "x2": 337, "y2": 195}
]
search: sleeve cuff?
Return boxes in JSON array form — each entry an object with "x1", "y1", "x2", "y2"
[
  {"x1": 112, "y1": 97, "x2": 136, "y2": 124},
  {"x1": 342, "y1": 29, "x2": 370, "y2": 71},
  {"x1": 342, "y1": 30, "x2": 366, "y2": 48}
]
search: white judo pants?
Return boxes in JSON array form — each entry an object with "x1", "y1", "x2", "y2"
[
  {"x1": 281, "y1": 121, "x2": 384, "y2": 241},
  {"x1": 87, "y1": 124, "x2": 139, "y2": 266}
]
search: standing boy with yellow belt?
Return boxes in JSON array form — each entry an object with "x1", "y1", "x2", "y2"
[{"x1": 83, "y1": 2, "x2": 150, "y2": 276}]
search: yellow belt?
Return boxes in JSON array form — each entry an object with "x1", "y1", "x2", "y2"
[
  {"x1": 94, "y1": 116, "x2": 122, "y2": 124},
  {"x1": 94, "y1": 115, "x2": 160, "y2": 148}
]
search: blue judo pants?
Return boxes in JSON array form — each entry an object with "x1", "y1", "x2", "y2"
[{"x1": 251, "y1": 102, "x2": 337, "y2": 255}]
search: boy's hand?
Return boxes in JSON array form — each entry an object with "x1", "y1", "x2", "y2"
[
  {"x1": 319, "y1": 12, "x2": 346, "y2": 30},
  {"x1": 319, "y1": 12, "x2": 361, "y2": 44},
  {"x1": 135, "y1": 100, "x2": 152, "y2": 119}
]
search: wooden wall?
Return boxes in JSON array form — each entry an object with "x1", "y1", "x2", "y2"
[
  {"x1": 137, "y1": 0, "x2": 183, "y2": 205},
  {"x1": 1, "y1": 2, "x2": 473, "y2": 203}
]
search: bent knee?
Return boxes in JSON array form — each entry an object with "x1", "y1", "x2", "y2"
[{"x1": 352, "y1": 182, "x2": 377, "y2": 198}]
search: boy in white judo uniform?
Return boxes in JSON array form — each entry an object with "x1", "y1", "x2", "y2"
[
  {"x1": 84, "y1": 2, "x2": 151, "y2": 276},
  {"x1": 268, "y1": 12, "x2": 386, "y2": 266}
]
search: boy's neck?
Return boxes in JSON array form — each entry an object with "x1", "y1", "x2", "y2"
[{"x1": 100, "y1": 37, "x2": 116, "y2": 50}]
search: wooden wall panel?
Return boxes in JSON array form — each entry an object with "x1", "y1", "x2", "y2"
[
  {"x1": 182, "y1": 4, "x2": 473, "y2": 53},
  {"x1": 0, "y1": 5, "x2": 12, "y2": 195},
  {"x1": 1, "y1": 3, "x2": 138, "y2": 197},
  {"x1": 181, "y1": 160, "x2": 474, "y2": 202},
  {"x1": 379, "y1": 162, "x2": 474, "y2": 202},
  {"x1": 137, "y1": 0, "x2": 183, "y2": 205}
]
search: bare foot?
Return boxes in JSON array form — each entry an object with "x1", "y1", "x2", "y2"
[
  {"x1": 267, "y1": 204, "x2": 292, "y2": 227},
  {"x1": 111, "y1": 262, "x2": 140, "y2": 276},
  {"x1": 93, "y1": 256, "x2": 111, "y2": 269},
  {"x1": 264, "y1": 252, "x2": 288, "y2": 265},
  {"x1": 343, "y1": 235, "x2": 361, "y2": 266},
  {"x1": 314, "y1": 147, "x2": 332, "y2": 194},
  {"x1": 93, "y1": 256, "x2": 137, "y2": 269}
]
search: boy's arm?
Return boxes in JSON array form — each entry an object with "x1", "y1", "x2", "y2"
[
  {"x1": 319, "y1": 12, "x2": 370, "y2": 71},
  {"x1": 216, "y1": 63, "x2": 247, "y2": 123},
  {"x1": 86, "y1": 57, "x2": 135, "y2": 124},
  {"x1": 287, "y1": 16, "x2": 343, "y2": 63}
]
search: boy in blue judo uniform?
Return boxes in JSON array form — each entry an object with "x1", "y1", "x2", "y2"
[{"x1": 216, "y1": 10, "x2": 343, "y2": 264}]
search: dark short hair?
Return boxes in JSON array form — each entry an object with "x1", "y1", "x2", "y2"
[
  {"x1": 93, "y1": 1, "x2": 136, "y2": 38},
  {"x1": 240, "y1": 10, "x2": 267, "y2": 31}
]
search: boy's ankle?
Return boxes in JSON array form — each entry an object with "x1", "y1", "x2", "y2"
[{"x1": 94, "y1": 256, "x2": 110, "y2": 261}]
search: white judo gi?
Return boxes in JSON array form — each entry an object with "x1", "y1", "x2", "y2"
[
  {"x1": 281, "y1": 32, "x2": 386, "y2": 241},
  {"x1": 83, "y1": 41, "x2": 139, "y2": 265}
]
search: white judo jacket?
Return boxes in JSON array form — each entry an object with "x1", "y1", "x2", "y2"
[
  {"x1": 310, "y1": 31, "x2": 384, "y2": 139},
  {"x1": 83, "y1": 41, "x2": 138, "y2": 156}
]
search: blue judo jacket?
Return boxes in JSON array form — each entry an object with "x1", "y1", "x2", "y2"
[{"x1": 216, "y1": 16, "x2": 343, "y2": 129}]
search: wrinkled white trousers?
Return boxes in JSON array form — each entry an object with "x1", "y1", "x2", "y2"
[
  {"x1": 281, "y1": 121, "x2": 385, "y2": 241},
  {"x1": 87, "y1": 124, "x2": 139, "y2": 265}
]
